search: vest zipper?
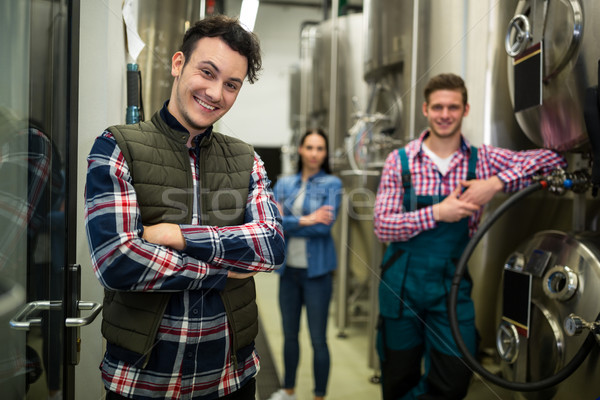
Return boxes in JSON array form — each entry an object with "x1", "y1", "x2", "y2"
[
  {"x1": 198, "y1": 145, "x2": 240, "y2": 370},
  {"x1": 219, "y1": 289, "x2": 239, "y2": 370},
  {"x1": 198, "y1": 146, "x2": 205, "y2": 223}
]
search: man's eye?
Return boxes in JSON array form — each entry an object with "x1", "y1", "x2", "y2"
[{"x1": 202, "y1": 69, "x2": 213, "y2": 77}]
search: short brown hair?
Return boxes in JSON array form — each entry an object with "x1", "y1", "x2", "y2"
[
  {"x1": 180, "y1": 15, "x2": 262, "y2": 84},
  {"x1": 424, "y1": 73, "x2": 468, "y2": 105}
]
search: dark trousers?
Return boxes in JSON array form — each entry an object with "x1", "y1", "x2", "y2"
[
  {"x1": 380, "y1": 346, "x2": 471, "y2": 400},
  {"x1": 279, "y1": 267, "x2": 332, "y2": 396},
  {"x1": 106, "y1": 378, "x2": 256, "y2": 400}
]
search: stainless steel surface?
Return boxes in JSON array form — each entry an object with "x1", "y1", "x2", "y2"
[
  {"x1": 362, "y1": 0, "x2": 404, "y2": 82},
  {"x1": 506, "y1": 0, "x2": 597, "y2": 151},
  {"x1": 310, "y1": 13, "x2": 369, "y2": 167},
  {"x1": 297, "y1": 22, "x2": 320, "y2": 137},
  {"x1": 363, "y1": 0, "x2": 412, "y2": 144},
  {"x1": 499, "y1": 230, "x2": 600, "y2": 399},
  {"x1": 136, "y1": 0, "x2": 206, "y2": 117},
  {"x1": 327, "y1": 0, "x2": 341, "y2": 164}
]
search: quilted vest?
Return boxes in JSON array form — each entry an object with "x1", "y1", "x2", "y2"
[{"x1": 102, "y1": 112, "x2": 257, "y2": 367}]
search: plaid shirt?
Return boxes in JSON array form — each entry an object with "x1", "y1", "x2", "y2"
[
  {"x1": 0, "y1": 127, "x2": 52, "y2": 270},
  {"x1": 84, "y1": 119, "x2": 285, "y2": 398},
  {"x1": 374, "y1": 130, "x2": 566, "y2": 242}
]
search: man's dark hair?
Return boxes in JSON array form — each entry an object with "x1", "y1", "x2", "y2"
[
  {"x1": 424, "y1": 73, "x2": 468, "y2": 106},
  {"x1": 296, "y1": 128, "x2": 332, "y2": 174},
  {"x1": 180, "y1": 15, "x2": 262, "y2": 84}
]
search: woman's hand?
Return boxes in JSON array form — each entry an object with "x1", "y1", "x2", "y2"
[{"x1": 299, "y1": 205, "x2": 334, "y2": 226}]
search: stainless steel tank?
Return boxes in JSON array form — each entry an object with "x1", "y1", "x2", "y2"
[
  {"x1": 308, "y1": 12, "x2": 369, "y2": 169},
  {"x1": 136, "y1": 0, "x2": 206, "y2": 118},
  {"x1": 498, "y1": 230, "x2": 600, "y2": 399},
  {"x1": 506, "y1": 0, "x2": 600, "y2": 151}
]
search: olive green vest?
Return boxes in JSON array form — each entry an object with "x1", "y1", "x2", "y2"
[{"x1": 102, "y1": 112, "x2": 257, "y2": 367}]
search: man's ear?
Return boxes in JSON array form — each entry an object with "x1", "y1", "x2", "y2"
[
  {"x1": 463, "y1": 103, "x2": 470, "y2": 117},
  {"x1": 422, "y1": 101, "x2": 428, "y2": 117},
  {"x1": 171, "y1": 51, "x2": 185, "y2": 78}
]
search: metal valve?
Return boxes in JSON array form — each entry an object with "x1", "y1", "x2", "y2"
[
  {"x1": 505, "y1": 14, "x2": 532, "y2": 57},
  {"x1": 564, "y1": 313, "x2": 600, "y2": 336},
  {"x1": 536, "y1": 168, "x2": 592, "y2": 195}
]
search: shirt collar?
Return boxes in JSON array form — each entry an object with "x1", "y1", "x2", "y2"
[
  {"x1": 415, "y1": 129, "x2": 471, "y2": 159},
  {"x1": 159, "y1": 100, "x2": 213, "y2": 144}
]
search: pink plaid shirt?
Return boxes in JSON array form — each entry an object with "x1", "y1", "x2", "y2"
[{"x1": 374, "y1": 131, "x2": 566, "y2": 242}]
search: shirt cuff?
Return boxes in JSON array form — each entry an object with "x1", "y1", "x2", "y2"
[
  {"x1": 496, "y1": 171, "x2": 517, "y2": 192},
  {"x1": 421, "y1": 206, "x2": 437, "y2": 231},
  {"x1": 180, "y1": 224, "x2": 218, "y2": 263}
]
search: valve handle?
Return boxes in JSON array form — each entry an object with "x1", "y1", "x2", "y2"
[{"x1": 505, "y1": 14, "x2": 532, "y2": 57}]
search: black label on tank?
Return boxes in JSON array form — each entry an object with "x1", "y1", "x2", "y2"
[
  {"x1": 502, "y1": 269, "x2": 532, "y2": 338},
  {"x1": 514, "y1": 42, "x2": 542, "y2": 113}
]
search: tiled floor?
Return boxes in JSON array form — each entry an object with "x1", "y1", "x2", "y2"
[{"x1": 255, "y1": 271, "x2": 516, "y2": 400}]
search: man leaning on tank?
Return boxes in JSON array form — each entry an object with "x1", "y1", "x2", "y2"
[{"x1": 373, "y1": 73, "x2": 566, "y2": 400}]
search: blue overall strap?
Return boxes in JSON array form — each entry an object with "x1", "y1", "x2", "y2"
[
  {"x1": 398, "y1": 148, "x2": 412, "y2": 189},
  {"x1": 380, "y1": 148, "x2": 411, "y2": 277},
  {"x1": 398, "y1": 148, "x2": 418, "y2": 212},
  {"x1": 467, "y1": 145, "x2": 478, "y2": 180}
]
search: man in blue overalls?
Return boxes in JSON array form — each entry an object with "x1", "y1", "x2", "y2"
[{"x1": 373, "y1": 73, "x2": 566, "y2": 399}]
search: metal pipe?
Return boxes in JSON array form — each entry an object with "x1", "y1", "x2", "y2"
[
  {"x1": 408, "y1": 0, "x2": 419, "y2": 140},
  {"x1": 328, "y1": 0, "x2": 339, "y2": 158},
  {"x1": 336, "y1": 192, "x2": 350, "y2": 336},
  {"x1": 260, "y1": 0, "x2": 324, "y2": 8},
  {"x1": 199, "y1": 0, "x2": 206, "y2": 19}
]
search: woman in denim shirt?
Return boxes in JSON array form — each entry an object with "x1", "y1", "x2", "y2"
[{"x1": 269, "y1": 129, "x2": 342, "y2": 400}]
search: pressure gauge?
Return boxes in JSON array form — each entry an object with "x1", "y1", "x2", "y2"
[{"x1": 564, "y1": 314, "x2": 584, "y2": 336}]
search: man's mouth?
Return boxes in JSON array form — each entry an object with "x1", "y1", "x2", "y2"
[{"x1": 194, "y1": 96, "x2": 216, "y2": 111}]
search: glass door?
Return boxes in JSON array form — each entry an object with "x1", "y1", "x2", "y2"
[{"x1": 0, "y1": 1, "x2": 93, "y2": 399}]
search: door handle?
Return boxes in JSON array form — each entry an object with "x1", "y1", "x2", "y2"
[
  {"x1": 10, "y1": 300, "x2": 102, "y2": 330},
  {"x1": 9, "y1": 300, "x2": 62, "y2": 330},
  {"x1": 10, "y1": 300, "x2": 62, "y2": 331},
  {"x1": 65, "y1": 300, "x2": 102, "y2": 327}
]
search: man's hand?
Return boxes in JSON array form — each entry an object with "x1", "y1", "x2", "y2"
[
  {"x1": 432, "y1": 186, "x2": 481, "y2": 222},
  {"x1": 142, "y1": 223, "x2": 186, "y2": 251},
  {"x1": 227, "y1": 270, "x2": 259, "y2": 279},
  {"x1": 459, "y1": 176, "x2": 504, "y2": 206},
  {"x1": 299, "y1": 205, "x2": 334, "y2": 226}
]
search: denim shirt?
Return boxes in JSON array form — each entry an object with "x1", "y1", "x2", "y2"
[{"x1": 273, "y1": 170, "x2": 343, "y2": 278}]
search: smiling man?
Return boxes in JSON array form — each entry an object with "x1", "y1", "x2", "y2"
[
  {"x1": 84, "y1": 15, "x2": 285, "y2": 400},
  {"x1": 373, "y1": 73, "x2": 566, "y2": 400}
]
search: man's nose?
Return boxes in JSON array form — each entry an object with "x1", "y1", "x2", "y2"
[{"x1": 205, "y1": 80, "x2": 222, "y2": 102}]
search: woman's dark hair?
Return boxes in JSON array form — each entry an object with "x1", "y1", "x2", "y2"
[
  {"x1": 297, "y1": 128, "x2": 331, "y2": 174},
  {"x1": 180, "y1": 15, "x2": 262, "y2": 84}
]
